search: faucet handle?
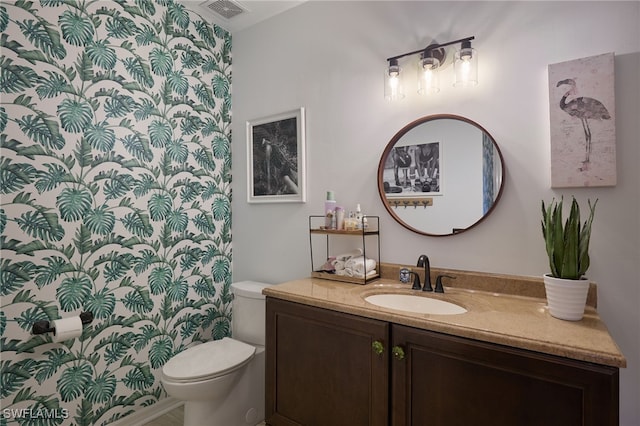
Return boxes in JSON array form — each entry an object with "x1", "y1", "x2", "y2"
[
  {"x1": 411, "y1": 272, "x2": 421, "y2": 290},
  {"x1": 435, "y1": 274, "x2": 456, "y2": 293}
]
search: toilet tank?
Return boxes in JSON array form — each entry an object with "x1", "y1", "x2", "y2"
[{"x1": 231, "y1": 281, "x2": 272, "y2": 346}]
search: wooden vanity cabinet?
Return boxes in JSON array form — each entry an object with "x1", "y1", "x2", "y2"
[
  {"x1": 265, "y1": 298, "x2": 389, "y2": 426},
  {"x1": 266, "y1": 298, "x2": 619, "y2": 426},
  {"x1": 391, "y1": 324, "x2": 619, "y2": 426}
]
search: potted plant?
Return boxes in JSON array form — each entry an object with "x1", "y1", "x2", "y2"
[{"x1": 541, "y1": 196, "x2": 597, "y2": 320}]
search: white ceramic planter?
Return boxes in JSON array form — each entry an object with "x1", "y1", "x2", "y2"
[{"x1": 543, "y1": 274, "x2": 590, "y2": 321}]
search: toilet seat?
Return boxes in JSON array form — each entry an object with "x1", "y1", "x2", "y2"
[{"x1": 162, "y1": 338, "x2": 255, "y2": 383}]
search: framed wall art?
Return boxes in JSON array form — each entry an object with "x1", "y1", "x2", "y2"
[
  {"x1": 246, "y1": 107, "x2": 306, "y2": 203},
  {"x1": 548, "y1": 52, "x2": 616, "y2": 187}
]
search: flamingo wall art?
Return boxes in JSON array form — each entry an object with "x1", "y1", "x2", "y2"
[{"x1": 548, "y1": 52, "x2": 616, "y2": 187}]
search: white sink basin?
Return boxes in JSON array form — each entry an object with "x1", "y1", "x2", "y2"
[{"x1": 365, "y1": 294, "x2": 467, "y2": 315}]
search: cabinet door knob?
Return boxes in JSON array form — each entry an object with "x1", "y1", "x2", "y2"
[
  {"x1": 372, "y1": 340, "x2": 384, "y2": 355},
  {"x1": 392, "y1": 345, "x2": 405, "y2": 360}
]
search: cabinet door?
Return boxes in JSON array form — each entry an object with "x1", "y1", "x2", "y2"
[
  {"x1": 391, "y1": 324, "x2": 619, "y2": 426},
  {"x1": 266, "y1": 298, "x2": 389, "y2": 426}
]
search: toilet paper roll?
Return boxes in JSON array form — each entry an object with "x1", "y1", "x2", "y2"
[{"x1": 52, "y1": 316, "x2": 83, "y2": 343}]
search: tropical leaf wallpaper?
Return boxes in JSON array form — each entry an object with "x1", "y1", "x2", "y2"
[{"x1": 0, "y1": 0, "x2": 232, "y2": 424}]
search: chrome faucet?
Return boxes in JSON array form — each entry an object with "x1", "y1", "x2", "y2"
[{"x1": 417, "y1": 255, "x2": 432, "y2": 292}]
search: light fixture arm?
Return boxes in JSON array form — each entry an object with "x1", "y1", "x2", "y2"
[{"x1": 386, "y1": 36, "x2": 475, "y2": 63}]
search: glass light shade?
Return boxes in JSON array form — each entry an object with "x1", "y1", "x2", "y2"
[
  {"x1": 384, "y1": 63, "x2": 405, "y2": 101},
  {"x1": 454, "y1": 46, "x2": 478, "y2": 87},
  {"x1": 417, "y1": 56, "x2": 440, "y2": 95}
]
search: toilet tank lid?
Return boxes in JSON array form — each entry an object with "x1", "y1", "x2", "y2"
[{"x1": 231, "y1": 281, "x2": 272, "y2": 299}]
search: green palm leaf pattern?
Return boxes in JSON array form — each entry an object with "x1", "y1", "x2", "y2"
[
  {"x1": 15, "y1": 210, "x2": 65, "y2": 241},
  {"x1": 58, "y1": 363, "x2": 93, "y2": 401},
  {"x1": 58, "y1": 98, "x2": 94, "y2": 133},
  {"x1": 15, "y1": 19, "x2": 66, "y2": 59},
  {"x1": 83, "y1": 204, "x2": 115, "y2": 235},
  {"x1": 34, "y1": 349, "x2": 75, "y2": 384},
  {"x1": 212, "y1": 257, "x2": 230, "y2": 283},
  {"x1": 149, "y1": 266, "x2": 172, "y2": 295},
  {"x1": 212, "y1": 73, "x2": 229, "y2": 98},
  {"x1": 167, "y1": 70, "x2": 189, "y2": 95},
  {"x1": 149, "y1": 47, "x2": 173, "y2": 76},
  {"x1": 122, "y1": 364, "x2": 154, "y2": 390},
  {"x1": 212, "y1": 195, "x2": 230, "y2": 220},
  {"x1": 122, "y1": 286, "x2": 153, "y2": 314},
  {"x1": 0, "y1": 360, "x2": 35, "y2": 398},
  {"x1": 105, "y1": 12, "x2": 137, "y2": 38},
  {"x1": 57, "y1": 276, "x2": 92, "y2": 311},
  {"x1": 0, "y1": 106, "x2": 7, "y2": 131},
  {"x1": 149, "y1": 336, "x2": 173, "y2": 368},
  {"x1": 36, "y1": 71, "x2": 72, "y2": 98},
  {"x1": 148, "y1": 193, "x2": 172, "y2": 220},
  {"x1": 149, "y1": 119, "x2": 173, "y2": 148},
  {"x1": 85, "y1": 288, "x2": 116, "y2": 318},
  {"x1": 1, "y1": 1, "x2": 232, "y2": 423},
  {"x1": 56, "y1": 187, "x2": 92, "y2": 221},
  {"x1": 35, "y1": 163, "x2": 73, "y2": 193},
  {"x1": 59, "y1": 11, "x2": 94, "y2": 47},
  {"x1": 1, "y1": 58, "x2": 39, "y2": 93},
  {"x1": 0, "y1": 6, "x2": 8, "y2": 32},
  {"x1": 86, "y1": 40, "x2": 117, "y2": 69},
  {"x1": 16, "y1": 114, "x2": 65, "y2": 149},
  {"x1": 166, "y1": 138, "x2": 188, "y2": 162},
  {"x1": 85, "y1": 371, "x2": 117, "y2": 403},
  {"x1": 0, "y1": 158, "x2": 38, "y2": 193},
  {"x1": 123, "y1": 56, "x2": 154, "y2": 87},
  {"x1": 166, "y1": 209, "x2": 189, "y2": 232}
]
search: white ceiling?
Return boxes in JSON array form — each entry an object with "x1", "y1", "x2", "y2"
[{"x1": 181, "y1": 0, "x2": 306, "y2": 33}]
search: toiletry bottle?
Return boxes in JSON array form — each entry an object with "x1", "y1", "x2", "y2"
[
  {"x1": 355, "y1": 204, "x2": 363, "y2": 229},
  {"x1": 335, "y1": 206, "x2": 345, "y2": 230},
  {"x1": 325, "y1": 191, "x2": 336, "y2": 229},
  {"x1": 345, "y1": 211, "x2": 356, "y2": 231}
]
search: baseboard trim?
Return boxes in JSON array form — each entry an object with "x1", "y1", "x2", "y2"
[{"x1": 108, "y1": 398, "x2": 183, "y2": 426}]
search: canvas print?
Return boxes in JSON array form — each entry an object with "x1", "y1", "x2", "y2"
[
  {"x1": 246, "y1": 108, "x2": 306, "y2": 203},
  {"x1": 548, "y1": 52, "x2": 616, "y2": 187}
]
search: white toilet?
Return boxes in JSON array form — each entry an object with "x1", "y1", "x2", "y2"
[{"x1": 161, "y1": 281, "x2": 271, "y2": 426}]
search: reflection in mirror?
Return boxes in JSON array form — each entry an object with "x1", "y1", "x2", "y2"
[{"x1": 377, "y1": 115, "x2": 504, "y2": 236}]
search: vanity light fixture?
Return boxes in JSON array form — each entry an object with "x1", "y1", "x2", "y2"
[
  {"x1": 385, "y1": 36, "x2": 477, "y2": 100},
  {"x1": 384, "y1": 58, "x2": 405, "y2": 101},
  {"x1": 454, "y1": 39, "x2": 478, "y2": 87}
]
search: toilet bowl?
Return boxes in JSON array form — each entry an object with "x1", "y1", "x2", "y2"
[{"x1": 160, "y1": 281, "x2": 271, "y2": 426}]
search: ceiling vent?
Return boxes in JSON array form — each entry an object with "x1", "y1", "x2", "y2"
[{"x1": 202, "y1": 0, "x2": 248, "y2": 20}]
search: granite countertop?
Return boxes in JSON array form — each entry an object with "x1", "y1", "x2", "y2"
[{"x1": 263, "y1": 272, "x2": 626, "y2": 368}]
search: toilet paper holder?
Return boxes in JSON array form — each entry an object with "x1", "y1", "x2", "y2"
[{"x1": 31, "y1": 311, "x2": 94, "y2": 336}]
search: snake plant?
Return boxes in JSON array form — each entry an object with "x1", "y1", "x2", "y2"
[{"x1": 541, "y1": 197, "x2": 597, "y2": 280}]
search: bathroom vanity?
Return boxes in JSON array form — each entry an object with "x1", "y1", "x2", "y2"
[{"x1": 263, "y1": 266, "x2": 625, "y2": 426}]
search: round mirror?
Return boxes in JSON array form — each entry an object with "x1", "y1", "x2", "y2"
[{"x1": 377, "y1": 114, "x2": 505, "y2": 236}]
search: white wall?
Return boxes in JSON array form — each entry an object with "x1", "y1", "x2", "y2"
[{"x1": 231, "y1": 2, "x2": 639, "y2": 423}]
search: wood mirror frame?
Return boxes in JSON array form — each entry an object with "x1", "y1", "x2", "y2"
[{"x1": 377, "y1": 114, "x2": 505, "y2": 237}]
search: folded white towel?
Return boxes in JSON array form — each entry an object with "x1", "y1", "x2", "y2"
[
  {"x1": 335, "y1": 248, "x2": 363, "y2": 262},
  {"x1": 345, "y1": 256, "x2": 376, "y2": 275},
  {"x1": 344, "y1": 269, "x2": 377, "y2": 279},
  {"x1": 332, "y1": 260, "x2": 346, "y2": 271}
]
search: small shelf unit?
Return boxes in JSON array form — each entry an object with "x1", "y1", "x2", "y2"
[{"x1": 308, "y1": 215, "x2": 381, "y2": 285}]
